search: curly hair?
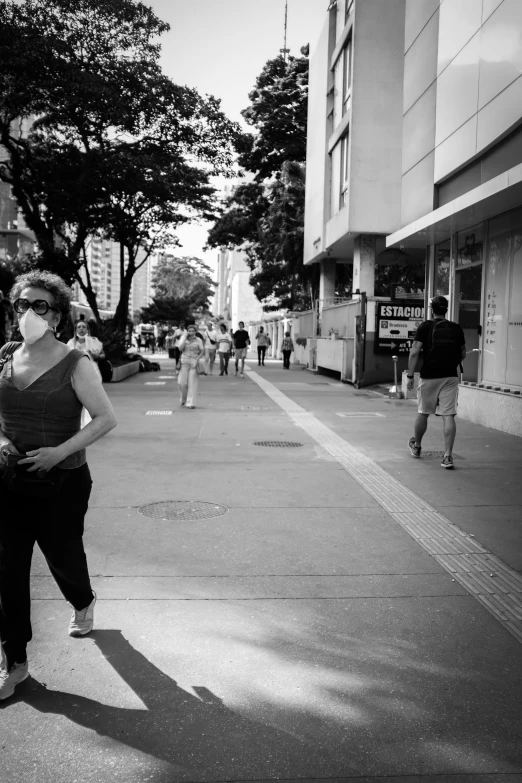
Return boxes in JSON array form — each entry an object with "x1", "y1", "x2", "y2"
[{"x1": 10, "y1": 270, "x2": 72, "y2": 322}]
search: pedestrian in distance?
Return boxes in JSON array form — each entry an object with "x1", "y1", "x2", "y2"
[
  {"x1": 281, "y1": 331, "x2": 294, "y2": 369},
  {"x1": 0, "y1": 271, "x2": 117, "y2": 701},
  {"x1": 204, "y1": 320, "x2": 218, "y2": 375},
  {"x1": 256, "y1": 326, "x2": 269, "y2": 366},
  {"x1": 177, "y1": 324, "x2": 204, "y2": 409},
  {"x1": 67, "y1": 320, "x2": 105, "y2": 382},
  {"x1": 233, "y1": 321, "x2": 250, "y2": 378},
  {"x1": 406, "y1": 295, "x2": 466, "y2": 469},
  {"x1": 172, "y1": 321, "x2": 187, "y2": 374},
  {"x1": 217, "y1": 323, "x2": 233, "y2": 376}
]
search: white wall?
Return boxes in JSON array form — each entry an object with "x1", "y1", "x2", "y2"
[
  {"x1": 347, "y1": 0, "x2": 405, "y2": 235},
  {"x1": 303, "y1": 16, "x2": 331, "y2": 265}
]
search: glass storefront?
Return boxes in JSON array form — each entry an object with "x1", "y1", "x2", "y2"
[
  {"x1": 428, "y1": 207, "x2": 522, "y2": 390},
  {"x1": 483, "y1": 208, "x2": 522, "y2": 387}
]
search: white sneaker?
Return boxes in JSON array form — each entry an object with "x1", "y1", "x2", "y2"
[
  {"x1": 0, "y1": 661, "x2": 29, "y2": 700},
  {"x1": 240, "y1": 373, "x2": 244, "y2": 378},
  {"x1": 69, "y1": 592, "x2": 96, "y2": 637}
]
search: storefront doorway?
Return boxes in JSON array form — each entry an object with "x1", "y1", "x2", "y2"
[{"x1": 455, "y1": 264, "x2": 482, "y2": 382}]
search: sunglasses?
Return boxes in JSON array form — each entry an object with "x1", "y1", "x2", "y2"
[{"x1": 13, "y1": 298, "x2": 60, "y2": 316}]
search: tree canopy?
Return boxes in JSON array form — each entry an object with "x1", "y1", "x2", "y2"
[
  {"x1": 238, "y1": 55, "x2": 309, "y2": 181},
  {"x1": 140, "y1": 256, "x2": 214, "y2": 324},
  {"x1": 0, "y1": 0, "x2": 240, "y2": 331},
  {"x1": 207, "y1": 53, "x2": 315, "y2": 311}
]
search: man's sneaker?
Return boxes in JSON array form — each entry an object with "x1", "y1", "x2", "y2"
[
  {"x1": 240, "y1": 373, "x2": 244, "y2": 378},
  {"x1": 408, "y1": 437, "x2": 421, "y2": 458},
  {"x1": 441, "y1": 455, "x2": 454, "y2": 469},
  {"x1": 69, "y1": 592, "x2": 96, "y2": 637},
  {"x1": 0, "y1": 661, "x2": 29, "y2": 700}
]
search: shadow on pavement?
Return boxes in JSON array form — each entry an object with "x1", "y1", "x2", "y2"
[{"x1": 10, "y1": 629, "x2": 330, "y2": 780}]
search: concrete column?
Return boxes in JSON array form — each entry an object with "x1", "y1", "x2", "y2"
[
  {"x1": 353, "y1": 234, "x2": 376, "y2": 296},
  {"x1": 319, "y1": 259, "x2": 336, "y2": 310},
  {"x1": 269, "y1": 322, "x2": 275, "y2": 357}
]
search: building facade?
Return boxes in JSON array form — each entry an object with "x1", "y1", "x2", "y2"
[
  {"x1": 387, "y1": 0, "x2": 522, "y2": 434},
  {"x1": 74, "y1": 238, "x2": 156, "y2": 318},
  {"x1": 303, "y1": 0, "x2": 522, "y2": 433},
  {"x1": 215, "y1": 248, "x2": 263, "y2": 328}
]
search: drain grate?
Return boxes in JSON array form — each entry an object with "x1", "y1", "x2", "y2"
[
  {"x1": 253, "y1": 440, "x2": 304, "y2": 448},
  {"x1": 138, "y1": 500, "x2": 229, "y2": 521},
  {"x1": 421, "y1": 451, "x2": 462, "y2": 459}
]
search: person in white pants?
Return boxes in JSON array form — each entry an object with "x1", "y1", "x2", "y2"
[{"x1": 177, "y1": 325, "x2": 204, "y2": 409}]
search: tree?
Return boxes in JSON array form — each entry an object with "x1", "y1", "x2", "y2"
[
  {"x1": 238, "y1": 55, "x2": 309, "y2": 181},
  {"x1": 140, "y1": 256, "x2": 214, "y2": 323},
  {"x1": 207, "y1": 53, "x2": 312, "y2": 311},
  {"x1": 0, "y1": 0, "x2": 239, "y2": 329},
  {"x1": 247, "y1": 161, "x2": 318, "y2": 311}
]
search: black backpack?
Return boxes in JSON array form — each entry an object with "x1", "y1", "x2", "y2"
[{"x1": 426, "y1": 319, "x2": 463, "y2": 371}]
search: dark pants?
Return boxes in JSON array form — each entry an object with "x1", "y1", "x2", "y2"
[
  {"x1": 283, "y1": 350, "x2": 292, "y2": 369},
  {"x1": 219, "y1": 352, "x2": 230, "y2": 374},
  {"x1": 0, "y1": 464, "x2": 93, "y2": 668},
  {"x1": 258, "y1": 346, "x2": 266, "y2": 365}
]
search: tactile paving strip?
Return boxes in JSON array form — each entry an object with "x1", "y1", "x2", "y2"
[{"x1": 248, "y1": 370, "x2": 522, "y2": 645}]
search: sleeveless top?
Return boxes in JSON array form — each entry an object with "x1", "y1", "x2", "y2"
[
  {"x1": 0, "y1": 344, "x2": 87, "y2": 469},
  {"x1": 180, "y1": 337, "x2": 204, "y2": 365}
]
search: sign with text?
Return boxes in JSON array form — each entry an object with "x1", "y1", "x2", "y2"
[{"x1": 375, "y1": 301, "x2": 425, "y2": 354}]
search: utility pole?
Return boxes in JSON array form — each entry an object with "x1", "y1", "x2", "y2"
[{"x1": 279, "y1": 0, "x2": 290, "y2": 61}]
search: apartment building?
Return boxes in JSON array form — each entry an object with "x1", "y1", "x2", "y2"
[
  {"x1": 303, "y1": 0, "x2": 410, "y2": 385},
  {"x1": 74, "y1": 239, "x2": 156, "y2": 318},
  {"x1": 215, "y1": 248, "x2": 263, "y2": 328}
]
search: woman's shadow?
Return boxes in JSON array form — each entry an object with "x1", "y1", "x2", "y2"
[{"x1": 9, "y1": 629, "x2": 327, "y2": 779}]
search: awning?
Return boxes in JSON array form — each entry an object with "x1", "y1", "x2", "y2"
[{"x1": 387, "y1": 162, "x2": 522, "y2": 249}]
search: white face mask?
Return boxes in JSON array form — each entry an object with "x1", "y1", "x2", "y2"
[{"x1": 19, "y1": 308, "x2": 55, "y2": 345}]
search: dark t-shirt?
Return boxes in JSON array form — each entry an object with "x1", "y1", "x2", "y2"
[
  {"x1": 414, "y1": 319, "x2": 465, "y2": 379},
  {"x1": 233, "y1": 329, "x2": 250, "y2": 349}
]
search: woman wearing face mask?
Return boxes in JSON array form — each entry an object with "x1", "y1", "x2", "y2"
[
  {"x1": 0, "y1": 271, "x2": 117, "y2": 701},
  {"x1": 177, "y1": 324, "x2": 204, "y2": 409},
  {"x1": 67, "y1": 321, "x2": 105, "y2": 381}
]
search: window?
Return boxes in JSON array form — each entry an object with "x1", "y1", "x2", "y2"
[
  {"x1": 333, "y1": 56, "x2": 343, "y2": 127},
  {"x1": 345, "y1": 0, "x2": 354, "y2": 21},
  {"x1": 340, "y1": 133, "x2": 350, "y2": 208},
  {"x1": 435, "y1": 239, "x2": 450, "y2": 296},
  {"x1": 342, "y1": 37, "x2": 352, "y2": 113}
]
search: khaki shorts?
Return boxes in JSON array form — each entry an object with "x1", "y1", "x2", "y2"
[
  {"x1": 417, "y1": 377, "x2": 459, "y2": 416},
  {"x1": 235, "y1": 347, "x2": 247, "y2": 360}
]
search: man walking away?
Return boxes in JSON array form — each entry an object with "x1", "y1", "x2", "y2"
[
  {"x1": 256, "y1": 326, "x2": 269, "y2": 366},
  {"x1": 233, "y1": 321, "x2": 250, "y2": 378},
  {"x1": 406, "y1": 296, "x2": 466, "y2": 469},
  {"x1": 173, "y1": 321, "x2": 187, "y2": 374},
  {"x1": 281, "y1": 331, "x2": 294, "y2": 369}
]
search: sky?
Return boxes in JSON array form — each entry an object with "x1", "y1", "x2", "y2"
[{"x1": 146, "y1": 0, "x2": 328, "y2": 268}]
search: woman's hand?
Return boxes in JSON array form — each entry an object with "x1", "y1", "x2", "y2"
[
  {"x1": 0, "y1": 439, "x2": 22, "y2": 465},
  {"x1": 18, "y1": 446, "x2": 65, "y2": 473}
]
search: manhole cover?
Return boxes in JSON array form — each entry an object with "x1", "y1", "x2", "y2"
[
  {"x1": 421, "y1": 451, "x2": 462, "y2": 459},
  {"x1": 138, "y1": 501, "x2": 229, "y2": 521},
  {"x1": 253, "y1": 441, "x2": 304, "y2": 447}
]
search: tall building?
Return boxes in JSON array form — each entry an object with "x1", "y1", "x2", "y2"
[
  {"x1": 0, "y1": 118, "x2": 37, "y2": 264},
  {"x1": 386, "y1": 0, "x2": 522, "y2": 434},
  {"x1": 215, "y1": 248, "x2": 263, "y2": 328},
  {"x1": 302, "y1": 0, "x2": 522, "y2": 434},
  {"x1": 74, "y1": 238, "x2": 156, "y2": 317}
]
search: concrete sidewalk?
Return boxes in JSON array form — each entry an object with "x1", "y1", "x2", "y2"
[{"x1": 1, "y1": 351, "x2": 521, "y2": 783}]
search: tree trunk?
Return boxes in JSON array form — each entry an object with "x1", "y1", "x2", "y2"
[{"x1": 113, "y1": 244, "x2": 135, "y2": 335}]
